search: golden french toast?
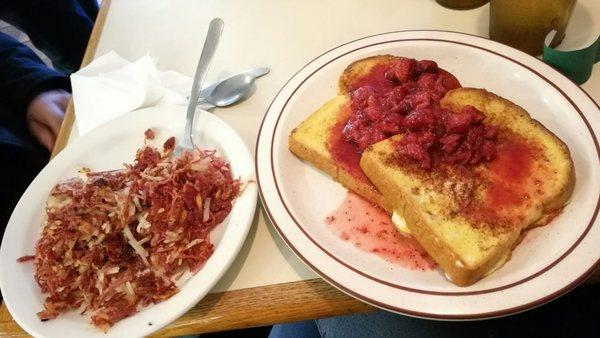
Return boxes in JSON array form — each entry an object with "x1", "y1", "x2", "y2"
[
  {"x1": 288, "y1": 96, "x2": 392, "y2": 211},
  {"x1": 289, "y1": 55, "x2": 462, "y2": 211},
  {"x1": 289, "y1": 55, "x2": 400, "y2": 212},
  {"x1": 288, "y1": 54, "x2": 574, "y2": 286},
  {"x1": 361, "y1": 88, "x2": 574, "y2": 286}
]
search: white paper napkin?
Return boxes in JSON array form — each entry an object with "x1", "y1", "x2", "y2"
[{"x1": 70, "y1": 51, "x2": 192, "y2": 135}]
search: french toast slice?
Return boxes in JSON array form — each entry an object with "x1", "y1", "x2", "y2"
[
  {"x1": 289, "y1": 55, "x2": 401, "y2": 212},
  {"x1": 289, "y1": 95, "x2": 393, "y2": 211},
  {"x1": 338, "y1": 54, "x2": 398, "y2": 94},
  {"x1": 360, "y1": 88, "x2": 575, "y2": 286}
]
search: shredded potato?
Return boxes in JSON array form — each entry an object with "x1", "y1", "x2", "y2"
[{"x1": 26, "y1": 134, "x2": 240, "y2": 331}]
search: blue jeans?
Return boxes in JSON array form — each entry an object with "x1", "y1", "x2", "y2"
[{"x1": 269, "y1": 284, "x2": 599, "y2": 337}]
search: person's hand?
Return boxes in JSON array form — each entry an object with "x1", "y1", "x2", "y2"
[{"x1": 26, "y1": 89, "x2": 70, "y2": 151}]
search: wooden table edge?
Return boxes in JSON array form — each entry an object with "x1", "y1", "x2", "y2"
[
  {"x1": 51, "y1": 0, "x2": 112, "y2": 158},
  {"x1": 0, "y1": 278, "x2": 373, "y2": 337}
]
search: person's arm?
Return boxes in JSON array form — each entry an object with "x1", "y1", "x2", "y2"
[
  {"x1": 0, "y1": 32, "x2": 71, "y2": 150},
  {"x1": 1, "y1": 0, "x2": 97, "y2": 74}
]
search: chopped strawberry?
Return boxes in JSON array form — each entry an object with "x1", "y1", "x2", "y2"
[
  {"x1": 144, "y1": 128, "x2": 155, "y2": 140},
  {"x1": 392, "y1": 58, "x2": 416, "y2": 83}
]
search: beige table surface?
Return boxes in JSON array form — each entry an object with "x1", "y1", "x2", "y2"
[{"x1": 1, "y1": 0, "x2": 599, "y2": 336}]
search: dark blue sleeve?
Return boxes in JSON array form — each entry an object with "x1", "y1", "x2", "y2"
[
  {"x1": 1, "y1": 0, "x2": 97, "y2": 74},
  {"x1": 0, "y1": 32, "x2": 70, "y2": 121}
]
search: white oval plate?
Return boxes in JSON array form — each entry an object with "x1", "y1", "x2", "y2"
[
  {"x1": 256, "y1": 31, "x2": 600, "y2": 319},
  {"x1": 0, "y1": 106, "x2": 257, "y2": 337}
]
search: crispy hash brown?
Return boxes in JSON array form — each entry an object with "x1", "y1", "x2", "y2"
[{"x1": 29, "y1": 135, "x2": 240, "y2": 330}]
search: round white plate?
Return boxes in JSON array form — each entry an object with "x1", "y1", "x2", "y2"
[
  {"x1": 0, "y1": 106, "x2": 257, "y2": 337},
  {"x1": 256, "y1": 30, "x2": 600, "y2": 319}
]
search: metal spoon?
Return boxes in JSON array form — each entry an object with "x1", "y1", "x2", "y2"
[
  {"x1": 198, "y1": 72, "x2": 255, "y2": 109},
  {"x1": 175, "y1": 18, "x2": 224, "y2": 155},
  {"x1": 198, "y1": 67, "x2": 269, "y2": 100}
]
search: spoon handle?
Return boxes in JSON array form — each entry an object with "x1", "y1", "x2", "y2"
[{"x1": 181, "y1": 18, "x2": 224, "y2": 149}]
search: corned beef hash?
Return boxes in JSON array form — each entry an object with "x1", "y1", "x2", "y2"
[{"x1": 18, "y1": 130, "x2": 240, "y2": 330}]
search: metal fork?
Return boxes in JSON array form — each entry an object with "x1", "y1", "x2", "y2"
[{"x1": 174, "y1": 18, "x2": 224, "y2": 156}]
